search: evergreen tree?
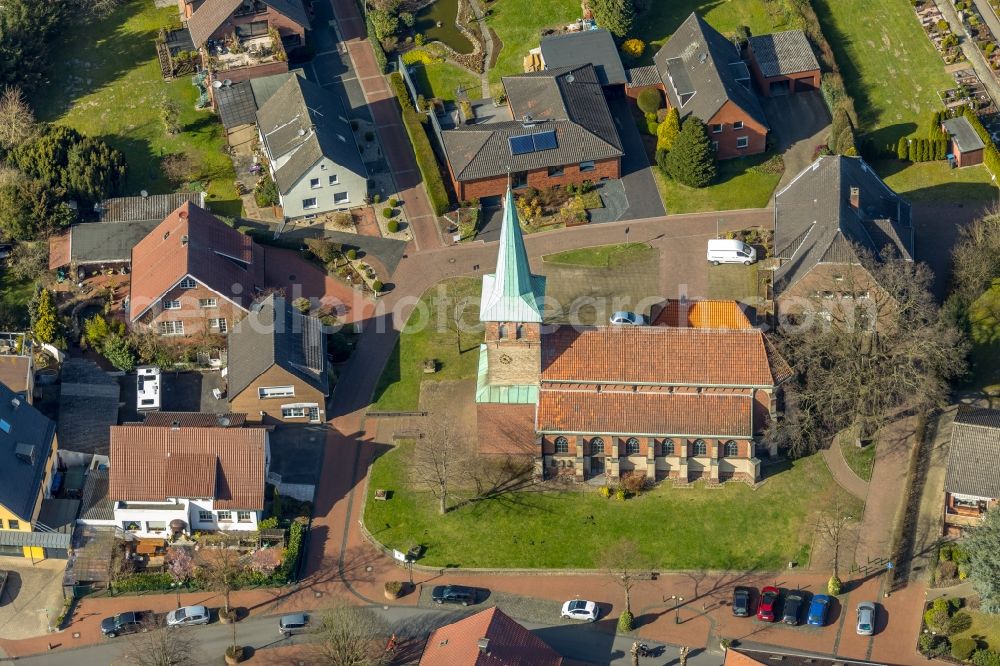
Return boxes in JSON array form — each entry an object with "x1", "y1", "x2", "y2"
[
  {"x1": 657, "y1": 107, "x2": 680, "y2": 152},
  {"x1": 837, "y1": 127, "x2": 856, "y2": 156},
  {"x1": 31, "y1": 288, "x2": 59, "y2": 344},
  {"x1": 897, "y1": 137, "x2": 909, "y2": 161},
  {"x1": 0, "y1": 177, "x2": 74, "y2": 241},
  {"x1": 589, "y1": 0, "x2": 634, "y2": 38},
  {"x1": 663, "y1": 117, "x2": 716, "y2": 187},
  {"x1": 963, "y1": 507, "x2": 1000, "y2": 613}
]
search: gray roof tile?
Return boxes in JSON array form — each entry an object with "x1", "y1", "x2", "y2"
[
  {"x1": 748, "y1": 30, "x2": 819, "y2": 77},
  {"x1": 943, "y1": 116, "x2": 985, "y2": 153},
  {"x1": 946, "y1": 408, "x2": 1000, "y2": 499},
  {"x1": 98, "y1": 193, "x2": 205, "y2": 223},
  {"x1": 58, "y1": 359, "x2": 121, "y2": 456},
  {"x1": 540, "y1": 29, "x2": 626, "y2": 86},
  {"x1": 68, "y1": 219, "x2": 162, "y2": 265},
  {"x1": 0, "y1": 382, "x2": 56, "y2": 522}
]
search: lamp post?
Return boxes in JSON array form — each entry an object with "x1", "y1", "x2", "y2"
[
  {"x1": 675, "y1": 596, "x2": 684, "y2": 624},
  {"x1": 171, "y1": 582, "x2": 181, "y2": 608}
]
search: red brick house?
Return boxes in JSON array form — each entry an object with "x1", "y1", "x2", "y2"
[
  {"x1": 420, "y1": 607, "x2": 563, "y2": 666},
  {"x1": 474, "y1": 188, "x2": 790, "y2": 483},
  {"x1": 652, "y1": 12, "x2": 769, "y2": 159},
  {"x1": 128, "y1": 202, "x2": 264, "y2": 339},
  {"x1": 942, "y1": 116, "x2": 986, "y2": 167},
  {"x1": 441, "y1": 64, "x2": 623, "y2": 201},
  {"x1": 944, "y1": 408, "x2": 1000, "y2": 535},
  {"x1": 746, "y1": 31, "x2": 821, "y2": 96}
]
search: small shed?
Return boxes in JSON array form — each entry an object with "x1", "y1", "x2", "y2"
[
  {"x1": 747, "y1": 30, "x2": 820, "y2": 96},
  {"x1": 942, "y1": 116, "x2": 986, "y2": 167}
]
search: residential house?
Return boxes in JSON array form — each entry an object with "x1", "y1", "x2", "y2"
[
  {"x1": 725, "y1": 647, "x2": 888, "y2": 666},
  {"x1": 773, "y1": 155, "x2": 913, "y2": 324},
  {"x1": 226, "y1": 295, "x2": 329, "y2": 424},
  {"x1": 256, "y1": 73, "x2": 368, "y2": 219},
  {"x1": 420, "y1": 607, "x2": 563, "y2": 666},
  {"x1": 0, "y1": 333, "x2": 33, "y2": 403},
  {"x1": 746, "y1": 30, "x2": 821, "y2": 96},
  {"x1": 441, "y1": 64, "x2": 623, "y2": 201},
  {"x1": 0, "y1": 381, "x2": 65, "y2": 560},
  {"x1": 474, "y1": 187, "x2": 789, "y2": 483},
  {"x1": 944, "y1": 407, "x2": 1000, "y2": 534},
  {"x1": 539, "y1": 29, "x2": 627, "y2": 90},
  {"x1": 106, "y1": 423, "x2": 270, "y2": 538},
  {"x1": 179, "y1": 0, "x2": 310, "y2": 84},
  {"x1": 128, "y1": 201, "x2": 265, "y2": 338},
  {"x1": 943, "y1": 116, "x2": 985, "y2": 167},
  {"x1": 652, "y1": 12, "x2": 769, "y2": 158},
  {"x1": 49, "y1": 192, "x2": 205, "y2": 274},
  {"x1": 212, "y1": 69, "x2": 301, "y2": 146}
]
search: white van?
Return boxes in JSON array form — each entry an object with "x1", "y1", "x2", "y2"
[{"x1": 707, "y1": 238, "x2": 756, "y2": 265}]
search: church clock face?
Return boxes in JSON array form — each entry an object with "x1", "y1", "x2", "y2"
[{"x1": 499, "y1": 353, "x2": 513, "y2": 365}]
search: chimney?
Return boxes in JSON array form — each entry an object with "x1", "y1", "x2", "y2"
[
  {"x1": 849, "y1": 187, "x2": 860, "y2": 210},
  {"x1": 477, "y1": 638, "x2": 490, "y2": 654},
  {"x1": 171, "y1": 420, "x2": 181, "y2": 430}
]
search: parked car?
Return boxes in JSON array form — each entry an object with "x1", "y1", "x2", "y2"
[
  {"x1": 856, "y1": 601, "x2": 876, "y2": 636},
  {"x1": 756, "y1": 586, "x2": 779, "y2": 622},
  {"x1": 278, "y1": 613, "x2": 311, "y2": 636},
  {"x1": 782, "y1": 590, "x2": 804, "y2": 626},
  {"x1": 707, "y1": 238, "x2": 756, "y2": 265},
  {"x1": 807, "y1": 594, "x2": 831, "y2": 627},
  {"x1": 431, "y1": 585, "x2": 478, "y2": 606},
  {"x1": 561, "y1": 599, "x2": 599, "y2": 622},
  {"x1": 166, "y1": 605, "x2": 210, "y2": 627},
  {"x1": 609, "y1": 311, "x2": 647, "y2": 325},
  {"x1": 732, "y1": 586, "x2": 753, "y2": 617},
  {"x1": 101, "y1": 611, "x2": 155, "y2": 638}
]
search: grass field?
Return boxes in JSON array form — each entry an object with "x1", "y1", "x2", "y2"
[
  {"x1": 631, "y1": 0, "x2": 801, "y2": 64},
  {"x1": 33, "y1": 0, "x2": 241, "y2": 217},
  {"x1": 486, "y1": 0, "x2": 579, "y2": 85},
  {"x1": 838, "y1": 429, "x2": 876, "y2": 482},
  {"x1": 0, "y1": 274, "x2": 35, "y2": 330},
  {"x1": 873, "y1": 160, "x2": 997, "y2": 203},
  {"x1": 371, "y1": 278, "x2": 483, "y2": 411},
  {"x1": 949, "y1": 602, "x2": 1000, "y2": 652},
  {"x1": 365, "y1": 449, "x2": 859, "y2": 569},
  {"x1": 543, "y1": 243, "x2": 654, "y2": 268},
  {"x1": 655, "y1": 152, "x2": 782, "y2": 213},
  {"x1": 410, "y1": 61, "x2": 482, "y2": 102},
  {"x1": 708, "y1": 263, "x2": 761, "y2": 303},
  {"x1": 812, "y1": 0, "x2": 954, "y2": 149}
]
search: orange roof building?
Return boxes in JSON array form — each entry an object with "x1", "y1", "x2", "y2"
[
  {"x1": 475, "y1": 186, "x2": 789, "y2": 484},
  {"x1": 104, "y1": 423, "x2": 270, "y2": 538},
  {"x1": 420, "y1": 607, "x2": 562, "y2": 666}
]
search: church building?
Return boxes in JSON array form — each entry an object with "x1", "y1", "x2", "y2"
[{"x1": 475, "y1": 187, "x2": 790, "y2": 484}]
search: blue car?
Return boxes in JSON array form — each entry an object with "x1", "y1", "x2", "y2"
[{"x1": 807, "y1": 594, "x2": 831, "y2": 626}]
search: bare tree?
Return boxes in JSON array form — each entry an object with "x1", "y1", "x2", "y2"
[
  {"x1": 774, "y1": 249, "x2": 967, "y2": 453},
  {"x1": 409, "y1": 418, "x2": 472, "y2": 515},
  {"x1": 197, "y1": 543, "x2": 245, "y2": 618},
  {"x1": 603, "y1": 539, "x2": 648, "y2": 627},
  {"x1": 0, "y1": 85, "x2": 35, "y2": 150},
  {"x1": 814, "y1": 497, "x2": 857, "y2": 582},
  {"x1": 951, "y1": 207, "x2": 1000, "y2": 304},
  {"x1": 120, "y1": 625, "x2": 196, "y2": 666},
  {"x1": 309, "y1": 602, "x2": 391, "y2": 666}
]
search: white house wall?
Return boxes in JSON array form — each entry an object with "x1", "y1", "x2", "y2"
[{"x1": 279, "y1": 158, "x2": 368, "y2": 219}]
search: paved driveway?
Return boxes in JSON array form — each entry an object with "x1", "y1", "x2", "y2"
[
  {"x1": 608, "y1": 98, "x2": 666, "y2": 220},
  {"x1": 765, "y1": 92, "x2": 831, "y2": 190}
]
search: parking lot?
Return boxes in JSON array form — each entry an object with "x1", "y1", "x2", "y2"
[{"x1": 0, "y1": 558, "x2": 66, "y2": 641}]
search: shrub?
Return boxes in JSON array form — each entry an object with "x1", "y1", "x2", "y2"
[
  {"x1": 918, "y1": 632, "x2": 947, "y2": 655},
  {"x1": 258, "y1": 517, "x2": 279, "y2": 530},
  {"x1": 388, "y1": 198, "x2": 399, "y2": 207},
  {"x1": 372, "y1": 279, "x2": 383, "y2": 293},
  {"x1": 111, "y1": 571, "x2": 174, "y2": 593},
  {"x1": 827, "y1": 575, "x2": 842, "y2": 595},
  {"x1": 401, "y1": 48, "x2": 439, "y2": 65},
  {"x1": 387, "y1": 219, "x2": 399, "y2": 233},
  {"x1": 614, "y1": 488, "x2": 627, "y2": 501},
  {"x1": 621, "y1": 38, "x2": 645, "y2": 59},
  {"x1": 637, "y1": 88, "x2": 662, "y2": 115},
  {"x1": 657, "y1": 108, "x2": 681, "y2": 152},
  {"x1": 938, "y1": 560, "x2": 958, "y2": 581},
  {"x1": 897, "y1": 137, "x2": 909, "y2": 161},
  {"x1": 664, "y1": 117, "x2": 716, "y2": 187},
  {"x1": 973, "y1": 650, "x2": 1000, "y2": 666},
  {"x1": 103, "y1": 334, "x2": 136, "y2": 372},
  {"x1": 366, "y1": 13, "x2": 389, "y2": 73},
  {"x1": 599, "y1": 485, "x2": 612, "y2": 498},
  {"x1": 292, "y1": 297, "x2": 311, "y2": 314},
  {"x1": 254, "y1": 172, "x2": 279, "y2": 207},
  {"x1": 384, "y1": 581, "x2": 404, "y2": 598},
  {"x1": 620, "y1": 473, "x2": 646, "y2": 495},
  {"x1": 346, "y1": 248, "x2": 357, "y2": 260},
  {"x1": 932, "y1": 597, "x2": 951, "y2": 614},
  {"x1": 382, "y1": 207, "x2": 395, "y2": 218},
  {"x1": 949, "y1": 611, "x2": 973, "y2": 634},
  {"x1": 279, "y1": 519, "x2": 306, "y2": 581},
  {"x1": 389, "y1": 72, "x2": 450, "y2": 214},
  {"x1": 617, "y1": 610, "x2": 633, "y2": 632},
  {"x1": 954, "y1": 638, "x2": 978, "y2": 660},
  {"x1": 925, "y1": 607, "x2": 951, "y2": 634}
]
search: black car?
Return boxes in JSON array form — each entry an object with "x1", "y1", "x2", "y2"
[
  {"x1": 431, "y1": 585, "x2": 478, "y2": 606},
  {"x1": 732, "y1": 586, "x2": 752, "y2": 617},
  {"x1": 101, "y1": 611, "x2": 154, "y2": 638},
  {"x1": 782, "y1": 590, "x2": 805, "y2": 626}
]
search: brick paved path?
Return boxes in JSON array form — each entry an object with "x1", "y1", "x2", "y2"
[{"x1": 820, "y1": 442, "x2": 869, "y2": 501}]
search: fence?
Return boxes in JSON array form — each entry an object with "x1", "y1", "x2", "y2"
[{"x1": 397, "y1": 56, "x2": 449, "y2": 164}]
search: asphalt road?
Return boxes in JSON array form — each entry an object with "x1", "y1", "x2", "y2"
[{"x1": 11, "y1": 607, "x2": 721, "y2": 666}]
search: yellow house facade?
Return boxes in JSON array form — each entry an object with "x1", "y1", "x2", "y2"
[{"x1": 0, "y1": 381, "x2": 61, "y2": 560}]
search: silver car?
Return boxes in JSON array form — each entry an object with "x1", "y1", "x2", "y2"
[
  {"x1": 856, "y1": 601, "x2": 876, "y2": 635},
  {"x1": 166, "y1": 605, "x2": 210, "y2": 627}
]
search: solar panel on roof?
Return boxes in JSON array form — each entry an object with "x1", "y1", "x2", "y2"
[
  {"x1": 532, "y1": 130, "x2": 557, "y2": 151},
  {"x1": 509, "y1": 135, "x2": 535, "y2": 155}
]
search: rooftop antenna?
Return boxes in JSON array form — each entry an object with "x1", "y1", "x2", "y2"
[
  {"x1": 305, "y1": 105, "x2": 325, "y2": 117},
  {"x1": 566, "y1": 73, "x2": 575, "y2": 84}
]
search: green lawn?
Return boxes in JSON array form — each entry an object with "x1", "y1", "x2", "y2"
[
  {"x1": 486, "y1": 0, "x2": 579, "y2": 85},
  {"x1": 812, "y1": 0, "x2": 954, "y2": 149},
  {"x1": 873, "y1": 160, "x2": 997, "y2": 202},
  {"x1": 365, "y1": 450, "x2": 860, "y2": 569},
  {"x1": 948, "y1": 601, "x2": 1000, "y2": 651},
  {"x1": 543, "y1": 242, "x2": 654, "y2": 268},
  {"x1": 0, "y1": 274, "x2": 35, "y2": 330},
  {"x1": 839, "y1": 430, "x2": 876, "y2": 482},
  {"x1": 33, "y1": 0, "x2": 241, "y2": 217},
  {"x1": 371, "y1": 278, "x2": 483, "y2": 411},
  {"x1": 708, "y1": 263, "x2": 760, "y2": 303},
  {"x1": 410, "y1": 61, "x2": 482, "y2": 102},
  {"x1": 631, "y1": 0, "x2": 801, "y2": 64},
  {"x1": 655, "y1": 153, "x2": 782, "y2": 214}
]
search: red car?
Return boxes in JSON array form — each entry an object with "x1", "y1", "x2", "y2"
[{"x1": 756, "y1": 586, "x2": 780, "y2": 622}]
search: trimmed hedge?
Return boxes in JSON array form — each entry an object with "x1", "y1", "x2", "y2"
[
  {"x1": 111, "y1": 572, "x2": 175, "y2": 593},
  {"x1": 389, "y1": 72, "x2": 450, "y2": 215},
  {"x1": 962, "y1": 106, "x2": 1000, "y2": 177},
  {"x1": 280, "y1": 519, "x2": 306, "y2": 581},
  {"x1": 366, "y1": 13, "x2": 388, "y2": 73}
]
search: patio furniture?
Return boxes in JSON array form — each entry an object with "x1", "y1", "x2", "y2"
[{"x1": 136, "y1": 538, "x2": 167, "y2": 556}]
